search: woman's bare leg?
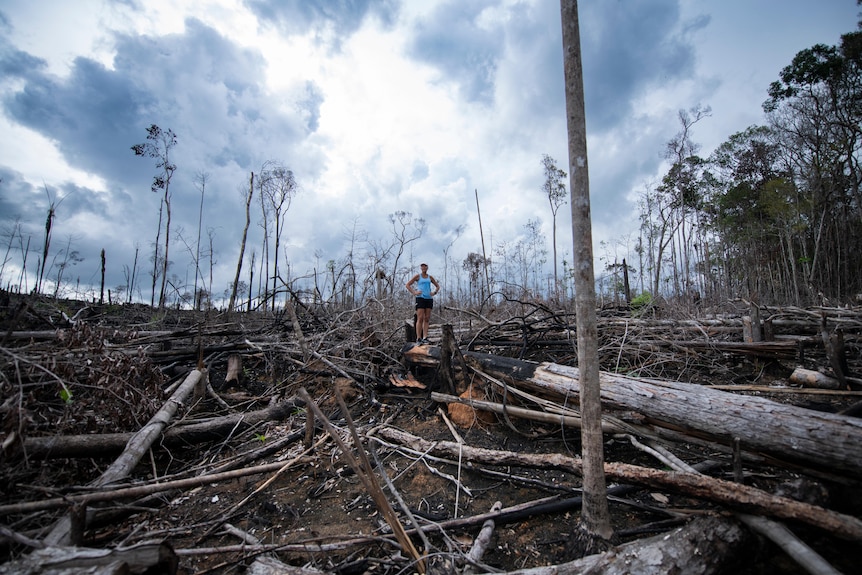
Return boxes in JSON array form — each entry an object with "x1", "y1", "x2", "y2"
[{"x1": 417, "y1": 308, "x2": 430, "y2": 339}]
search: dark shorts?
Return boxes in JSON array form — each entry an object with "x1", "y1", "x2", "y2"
[{"x1": 415, "y1": 297, "x2": 433, "y2": 310}]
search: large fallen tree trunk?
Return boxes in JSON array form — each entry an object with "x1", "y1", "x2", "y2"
[
  {"x1": 374, "y1": 427, "x2": 862, "y2": 542},
  {"x1": 462, "y1": 352, "x2": 862, "y2": 478},
  {"x1": 19, "y1": 398, "x2": 300, "y2": 459},
  {"x1": 503, "y1": 515, "x2": 747, "y2": 575}
]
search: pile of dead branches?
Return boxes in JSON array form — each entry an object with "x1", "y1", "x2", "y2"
[{"x1": 0, "y1": 294, "x2": 860, "y2": 574}]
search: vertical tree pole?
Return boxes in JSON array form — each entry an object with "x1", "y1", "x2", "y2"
[
  {"x1": 560, "y1": 0, "x2": 613, "y2": 542},
  {"x1": 131, "y1": 125, "x2": 177, "y2": 309},
  {"x1": 228, "y1": 172, "x2": 254, "y2": 313},
  {"x1": 100, "y1": 249, "x2": 106, "y2": 305},
  {"x1": 475, "y1": 189, "x2": 491, "y2": 304},
  {"x1": 193, "y1": 172, "x2": 209, "y2": 310}
]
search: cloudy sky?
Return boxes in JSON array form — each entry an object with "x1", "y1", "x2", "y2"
[{"x1": 0, "y1": 0, "x2": 857, "y2": 304}]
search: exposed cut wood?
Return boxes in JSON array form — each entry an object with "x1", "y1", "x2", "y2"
[
  {"x1": 225, "y1": 353, "x2": 242, "y2": 384},
  {"x1": 789, "y1": 366, "x2": 843, "y2": 389}
]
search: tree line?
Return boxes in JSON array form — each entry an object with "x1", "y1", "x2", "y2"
[{"x1": 634, "y1": 24, "x2": 862, "y2": 307}]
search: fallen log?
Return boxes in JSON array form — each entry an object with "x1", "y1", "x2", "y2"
[
  {"x1": 464, "y1": 500, "x2": 502, "y2": 571},
  {"x1": 463, "y1": 352, "x2": 862, "y2": 477},
  {"x1": 374, "y1": 427, "x2": 862, "y2": 542},
  {"x1": 247, "y1": 555, "x2": 329, "y2": 575},
  {"x1": 19, "y1": 398, "x2": 300, "y2": 459},
  {"x1": 0, "y1": 437, "x2": 307, "y2": 516},
  {"x1": 44, "y1": 369, "x2": 206, "y2": 546},
  {"x1": 95, "y1": 369, "x2": 207, "y2": 487},
  {"x1": 0, "y1": 541, "x2": 178, "y2": 575},
  {"x1": 638, "y1": 339, "x2": 800, "y2": 359},
  {"x1": 789, "y1": 367, "x2": 842, "y2": 390},
  {"x1": 629, "y1": 428, "x2": 843, "y2": 575},
  {"x1": 502, "y1": 515, "x2": 747, "y2": 575}
]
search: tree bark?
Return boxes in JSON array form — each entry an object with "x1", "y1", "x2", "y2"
[
  {"x1": 465, "y1": 352, "x2": 862, "y2": 477},
  {"x1": 502, "y1": 515, "x2": 747, "y2": 575},
  {"x1": 560, "y1": 0, "x2": 612, "y2": 541},
  {"x1": 0, "y1": 541, "x2": 178, "y2": 575},
  {"x1": 374, "y1": 426, "x2": 862, "y2": 541},
  {"x1": 19, "y1": 398, "x2": 299, "y2": 459}
]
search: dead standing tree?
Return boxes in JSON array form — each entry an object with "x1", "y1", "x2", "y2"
[
  {"x1": 259, "y1": 161, "x2": 298, "y2": 311},
  {"x1": 560, "y1": 0, "x2": 613, "y2": 547},
  {"x1": 542, "y1": 154, "x2": 568, "y2": 298},
  {"x1": 131, "y1": 124, "x2": 177, "y2": 308},
  {"x1": 228, "y1": 172, "x2": 255, "y2": 313},
  {"x1": 388, "y1": 211, "x2": 425, "y2": 297}
]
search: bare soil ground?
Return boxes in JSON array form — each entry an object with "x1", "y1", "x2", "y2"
[{"x1": 1, "y1": 293, "x2": 860, "y2": 574}]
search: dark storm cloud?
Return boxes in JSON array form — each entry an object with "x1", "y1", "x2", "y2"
[
  {"x1": 1, "y1": 15, "x2": 311, "y2": 191},
  {"x1": 3, "y1": 56, "x2": 146, "y2": 181},
  {"x1": 409, "y1": 1, "x2": 504, "y2": 104},
  {"x1": 580, "y1": 0, "x2": 705, "y2": 133},
  {"x1": 244, "y1": 0, "x2": 399, "y2": 40},
  {"x1": 0, "y1": 37, "x2": 46, "y2": 79},
  {"x1": 503, "y1": 1, "x2": 566, "y2": 113},
  {"x1": 111, "y1": 18, "x2": 276, "y2": 148},
  {"x1": 0, "y1": 169, "x2": 44, "y2": 225},
  {"x1": 0, "y1": 12, "x2": 325, "y2": 294}
]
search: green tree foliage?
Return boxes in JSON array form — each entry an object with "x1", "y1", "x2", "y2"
[
  {"x1": 639, "y1": 22, "x2": 862, "y2": 305},
  {"x1": 762, "y1": 28, "x2": 862, "y2": 301}
]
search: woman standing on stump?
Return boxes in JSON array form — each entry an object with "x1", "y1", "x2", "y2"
[{"x1": 406, "y1": 263, "x2": 440, "y2": 344}]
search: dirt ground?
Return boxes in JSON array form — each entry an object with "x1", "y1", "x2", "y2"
[{"x1": 1, "y1": 295, "x2": 861, "y2": 574}]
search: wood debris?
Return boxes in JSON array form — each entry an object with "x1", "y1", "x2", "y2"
[{"x1": 1, "y1": 294, "x2": 860, "y2": 574}]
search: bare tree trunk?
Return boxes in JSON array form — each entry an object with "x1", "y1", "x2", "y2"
[
  {"x1": 37, "y1": 194, "x2": 55, "y2": 295},
  {"x1": 159, "y1": 190, "x2": 171, "y2": 308},
  {"x1": 99, "y1": 248, "x2": 105, "y2": 305},
  {"x1": 128, "y1": 246, "x2": 138, "y2": 304},
  {"x1": 475, "y1": 189, "x2": 491, "y2": 304},
  {"x1": 151, "y1": 200, "x2": 163, "y2": 307},
  {"x1": 560, "y1": 0, "x2": 612, "y2": 541},
  {"x1": 229, "y1": 172, "x2": 254, "y2": 313},
  {"x1": 248, "y1": 250, "x2": 255, "y2": 312},
  {"x1": 193, "y1": 172, "x2": 208, "y2": 309}
]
